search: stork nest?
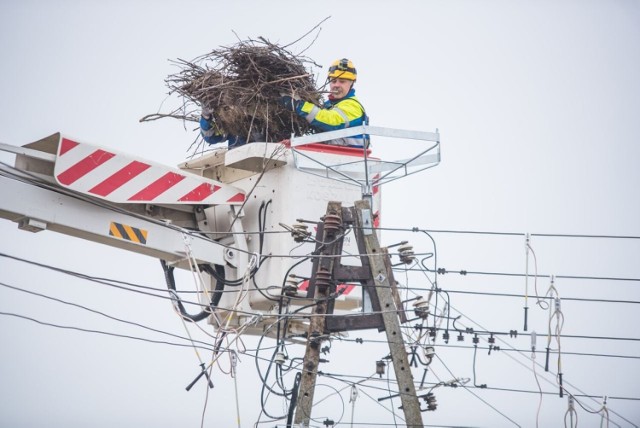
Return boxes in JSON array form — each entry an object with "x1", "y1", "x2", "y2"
[{"x1": 142, "y1": 36, "x2": 325, "y2": 144}]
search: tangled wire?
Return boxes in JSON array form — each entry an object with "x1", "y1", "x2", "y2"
[{"x1": 141, "y1": 36, "x2": 326, "y2": 145}]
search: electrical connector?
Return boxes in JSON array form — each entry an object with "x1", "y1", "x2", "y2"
[
  {"x1": 291, "y1": 222, "x2": 311, "y2": 242},
  {"x1": 274, "y1": 352, "x2": 286, "y2": 365},
  {"x1": 531, "y1": 330, "x2": 537, "y2": 353},
  {"x1": 398, "y1": 244, "x2": 416, "y2": 264},
  {"x1": 424, "y1": 346, "x2": 435, "y2": 359},
  {"x1": 568, "y1": 395, "x2": 575, "y2": 411},
  {"x1": 350, "y1": 384, "x2": 358, "y2": 403},
  {"x1": 412, "y1": 296, "x2": 430, "y2": 319},
  {"x1": 422, "y1": 392, "x2": 437, "y2": 411}
]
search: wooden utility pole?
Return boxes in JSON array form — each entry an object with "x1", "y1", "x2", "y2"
[
  {"x1": 294, "y1": 200, "x2": 423, "y2": 427},
  {"x1": 294, "y1": 202, "x2": 344, "y2": 426},
  {"x1": 354, "y1": 200, "x2": 423, "y2": 427}
]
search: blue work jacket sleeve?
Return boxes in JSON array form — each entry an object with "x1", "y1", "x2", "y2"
[{"x1": 199, "y1": 116, "x2": 227, "y2": 145}]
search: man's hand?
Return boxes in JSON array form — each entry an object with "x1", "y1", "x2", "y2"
[
  {"x1": 279, "y1": 95, "x2": 301, "y2": 112},
  {"x1": 201, "y1": 105, "x2": 213, "y2": 120}
]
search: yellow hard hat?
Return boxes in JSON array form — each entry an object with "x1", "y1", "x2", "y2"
[{"x1": 328, "y1": 58, "x2": 357, "y2": 81}]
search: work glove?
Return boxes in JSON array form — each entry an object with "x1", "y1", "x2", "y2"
[{"x1": 279, "y1": 95, "x2": 301, "y2": 112}]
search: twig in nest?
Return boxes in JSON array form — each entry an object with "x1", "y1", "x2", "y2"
[{"x1": 142, "y1": 33, "x2": 327, "y2": 145}]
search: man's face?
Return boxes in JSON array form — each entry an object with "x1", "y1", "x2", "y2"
[{"x1": 329, "y1": 78, "x2": 354, "y2": 99}]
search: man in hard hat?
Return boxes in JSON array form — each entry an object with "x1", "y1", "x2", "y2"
[{"x1": 280, "y1": 58, "x2": 368, "y2": 148}]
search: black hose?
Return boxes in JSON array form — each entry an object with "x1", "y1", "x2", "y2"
[
  {"x1": 201, "y1": 264, "x2": 227, "y2": 306},
  {"x1": 160, "y1": 260, "x2": 225, "y2": 322},
  {"x1": 206, "y1": 263, "x2": 249, "y2": 286}
]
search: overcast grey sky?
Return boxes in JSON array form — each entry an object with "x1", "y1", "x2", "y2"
[{"x1": 1, "y1": 1, "x2": 639, "y2": 427}]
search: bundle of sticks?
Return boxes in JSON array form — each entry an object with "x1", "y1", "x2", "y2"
[{"x1": 143, "y1": 36, "x2": 325, "y2": 144}]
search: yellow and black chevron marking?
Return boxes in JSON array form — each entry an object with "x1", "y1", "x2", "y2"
[{"x1": 109, "y1": 222, "x2": 148, "y2": 245}]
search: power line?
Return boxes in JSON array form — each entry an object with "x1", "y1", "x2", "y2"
[
  {"x1": 418, "y1": 382, "x2": 640, "y2": 402},
  {"x1": 432, "y1": 343, "x2": 640, "y2": 361},
  {"x1": 12, "y1": 248, "x2": 636, "y2": 346},
  {"x1": 402, "y1": 324, "x2": 640, "y2": 343},
  {"x1": 402, "y1": 266, "x2": 640, "y2": 283},
  {"x1": 0, "y1": 252, "x2": 220, "y2": 309},
  {"x1": 338, "y1": 336, "x2": 640, "y2": 361},
  {"x1": 447, "y1": 305, "x2": 636, "y2": 428},
  {"x1": 0, "y1": 280, "x2": 214, "y2": 349},
  {"x1": 433, "y1": 354, "x2": 522, "y2": 427},
  {"x1": 0, "y1": 311, "x2": 215, "y2": 351},
  {"x1": 378, "y1": 225, "x2": 640, "y2": 240},
  {"x1": 3, "y1": 164, "x2": 639, "y2": 426},
  {"x1": 402, "y1": 286, "x2": 640, "y2": 305}
]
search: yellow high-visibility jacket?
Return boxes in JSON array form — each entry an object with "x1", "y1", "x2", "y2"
[{"x1": 296, "y1": 89, "x2": 368, "y2": 147}]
